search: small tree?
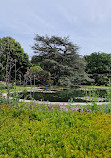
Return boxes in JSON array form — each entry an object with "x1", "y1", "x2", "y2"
[{"x1": 29, "y1": 66, "x2": 51, "y2": 85}]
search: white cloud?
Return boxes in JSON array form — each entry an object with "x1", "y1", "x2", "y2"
[{"x1": 1, "y1": 0, "x2": 111, "y2": 56}]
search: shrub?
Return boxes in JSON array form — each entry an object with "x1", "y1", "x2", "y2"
[{"x1": 0, "y1": 103, "x2": 111, "y2": 157}]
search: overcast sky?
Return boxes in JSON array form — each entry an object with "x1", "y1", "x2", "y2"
[{"x1": 0, "y1": 0, "x2": 111, "y2": 59}]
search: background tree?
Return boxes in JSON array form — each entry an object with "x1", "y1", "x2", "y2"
[
  {"x1": 29, "y1": 66, "x2": 51, "y2": 85},
  {"x1": 0, "y1": 37, "x2": 31, "y2": 82},
  {"x1": 31, "y1": 35, "x2": 91, "y2": 86},
  {"x1": 85, "y1": 52, "x2": 111, "y2": 85}
]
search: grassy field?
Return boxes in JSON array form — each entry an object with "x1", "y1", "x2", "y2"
[
  {"x1": 0, "y1": 103, "x2": 111, "y2": 158},
  {"x1": 0, "y1": 84, "x2": 39, "y2": 93}
]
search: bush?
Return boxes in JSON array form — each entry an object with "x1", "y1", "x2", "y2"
[
  {"x1": 0, "y1": 84, "x2": 6, "y2": 90},
  {"x1": 0, "y1": 103, "x2": 111, "y2": 157}
]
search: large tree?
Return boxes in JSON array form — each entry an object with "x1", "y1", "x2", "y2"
[
  {"x1": 0, "y1": 37, "x2": 31, "y2": 81},
  {"x1": 32, "y1": 35, "x2": 91, "y2": 86},
  {"x1": 85, "y1": 52, "x2": 111, "y2": 85}
]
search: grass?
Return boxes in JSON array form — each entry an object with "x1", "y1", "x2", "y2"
[
  {"x1": 0, "y1": 84, "x2": 66, "y2": 94},
  {"x1": 0, "y1": 103, "x2": 111, "y2": 158},
  {"x1": 0, "y1": 85, "x2": 39, "y2": 93},
  {"x1": 81, "y1": 85, "x2": 109, "y2": 90}
]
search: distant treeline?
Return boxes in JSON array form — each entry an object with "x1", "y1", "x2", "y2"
[{"x1": 0, "y1": 36, "x2": 111, "y2": 86}]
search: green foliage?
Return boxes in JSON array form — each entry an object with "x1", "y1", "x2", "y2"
[
  {"x1": 105, "y1": 80, "x2": 111, "y2": 104},
  {"x1": 0, "y1": 64, "x2": 5, "y2": 80},
  {"x1": 0, "y1": 84, "x2": 6, "y2": 90},
  {"x1": 0, "y1": 36, "x2": 31, "y2": 81},
  {"x1": 0, "y1": 97, "x2": 7, "y2": 104},
  {"x1": 29, "y1": 66, "x2": 43, "y2": 74},
  {"x1": 29, "y1": 66, "x2": 51, "y2": 85},
  {"x1": 32, "y1": 35, "x2": 91, "y2": 86},
  {"x1": 85, "y1": 52, "x2": 111, "y2": 85},
  {"x1": 0, "y1": 103, "x2": 111, "y2": 157},
  {"x1": 59, "y1": 76, "x2": 73, "y2": 87}
]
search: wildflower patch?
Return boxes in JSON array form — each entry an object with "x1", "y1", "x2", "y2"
[{"x1": 0, "y1": 103, "x2": 111, "y2": 157}]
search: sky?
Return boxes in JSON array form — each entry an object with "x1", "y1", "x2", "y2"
[{"x1": 0, "y1": 0, "x2": 111, "y2": 59}]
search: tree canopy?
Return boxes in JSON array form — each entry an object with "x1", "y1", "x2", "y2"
[
  {"x1": 85, "y1": 52, "x2": 111, "y2": 85},
  {"x1": 32, "y1": 35, "x2": 91, "y2": 86},
  {"x1": 0, "y1": 37, "x2": 31, "y2": 81}
]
